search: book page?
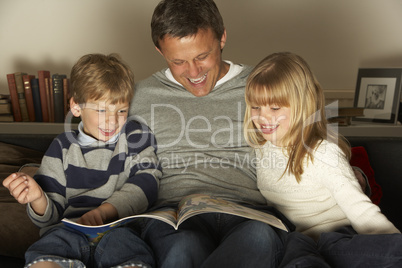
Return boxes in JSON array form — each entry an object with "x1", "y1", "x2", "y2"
[
  {"x1": 62, "y1": 207, "x2": 179, "y2": 242},
  {"x1": 177, "y1": 194, "x2": 288, "y2": 232}
]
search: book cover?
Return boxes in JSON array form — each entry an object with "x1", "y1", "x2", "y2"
[
  {"x1": 6, "y1": 74, "x2": 22, "y2": 122},
  {"x1": 14, "y1": 72, "x2": 29, "y2": 121},
  {"x1": 30, "y1": 78, "x2": 43, "y2": 122},
  {"x1": 52, "y1": 74, "x2": 67, "y2": 123},
  {"x1": 22, "y1": 74, "x2": 36, "y2": 122},
  {"x1": 63, "y1": 78, "x2": 70, "y2": 117},
  {"x1": 38, "y1": 70, "x2": 51, "y2": 122},
  {"x1": 0, "y1": 103, "x2": 11, "y2": 114},
  {"x1": 62, "y1": 194, "x2": 288, "y2": 243},
  {"x1": 0, "y1": 114, "x2": 14, "y2": 122},
  {"x1": 45, "y1": 77, "x2": 54, "y2": 122},
  {"x1": 0, "y1": 94, "x2": 11, "y2": 114},
  {"x1": 0, "y1": 94, "x2": 11, "y2": 100}
]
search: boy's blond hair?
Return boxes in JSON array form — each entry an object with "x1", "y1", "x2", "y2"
[
  {"x1": 70, "y1": 53, "x2": 134, "y2": 104},
  {"x1": 244, "y1": 52, "x2": 351, "y2": 182}
]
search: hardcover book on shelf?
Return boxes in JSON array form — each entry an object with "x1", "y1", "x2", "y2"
[
  {"x1": 30, "y1": 78, "x2": 43, "y2": 122},
  {"x1": 62, "y1": 194, "x2": 288, "y2": 243},
  {"x1": 0, "y1": 94, "x2": 11, "y2": 100},
  {"x1": 52, "y1": 74, "x2": 67, "y2": 123},
  {"x1": 0, "y1": 94, "x2": 11, "y2": 114},
  {"x1": 6, "y1": 73, "x2": 22, "y2": 122},
  {"x1": 14, "y1": 72, "x2": 29, "y2": 121},
  {"x1": 45, "y1": 77, "x2": 54, "y2": 122},
  {"x1": 22, "y1": 74, "x2": 36, "y2": 122},
  {"x1": 0, "y1": 114, "x2": 14, "y2": 122},
  {"x1": 38, "y1": 70, "x2": 51, "y2": 122},
  {"x1": 63, "y1": 78, "x2": 70, "y2": 117},
  {"x1": 0, "y1": 102, "x2": 11, "y2": 114}
]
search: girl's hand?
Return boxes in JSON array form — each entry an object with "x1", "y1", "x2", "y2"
[{"x1": 2, "y1": 172, "x2": 44, "y2": 205}]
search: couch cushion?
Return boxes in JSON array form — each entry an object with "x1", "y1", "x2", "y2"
[{"x1": 0, "y1": 142, "x2": 43, "y2": 259}]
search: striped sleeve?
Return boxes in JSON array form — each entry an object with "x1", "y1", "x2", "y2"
[
  {"x1": 104, "y1": 121, "x2": 161, "y2": 217},
  {"x1": 28, "y1": 133, "x2": 74, "y2": 227}
]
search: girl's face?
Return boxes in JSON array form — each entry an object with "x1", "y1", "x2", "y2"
[
  {"x1": 250, "y1": 104, "x2": 291, "y2": 146},
  {"x1": 71, "y1": 98, "x2": 129, "y2": 142}
]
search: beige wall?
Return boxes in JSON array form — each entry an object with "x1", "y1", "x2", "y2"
[{"x1": 1, "y1": 0, "x2": 402, "y2": 95}]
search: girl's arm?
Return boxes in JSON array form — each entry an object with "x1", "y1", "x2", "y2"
[{"x1": 321, "y1": 143, "x2": 400, "y2": 234}]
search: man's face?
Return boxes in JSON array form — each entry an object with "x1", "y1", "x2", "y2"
[{"x1": 156, "y1": 28, "x2": 229, "y2": 97}]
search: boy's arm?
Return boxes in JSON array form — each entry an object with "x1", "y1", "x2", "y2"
[
  {"x1": 105, "y1": 122, "x2": 161, "y2": 218},
  {"x1": 26, "y1": 136, "x2": 68, "y2": 227},
  {"x1": 3, "y1": 172, "x2": 47, "y2": 215}
]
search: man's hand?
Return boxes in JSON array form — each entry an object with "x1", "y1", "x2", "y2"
[
  {"x1": 353, "y1": 167, "x2": 371, "y2": 197},
  {"x1": 354, "y1": 168, "x2": 366, "y2": 191}
]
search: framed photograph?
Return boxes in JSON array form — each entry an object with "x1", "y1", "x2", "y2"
[{"x1": 354, "y1": 68, "x2": 402, "y2": 124}]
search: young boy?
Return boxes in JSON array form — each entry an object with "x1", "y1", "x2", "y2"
[{"x1": 3, "y1": 53, "x2": 160, "y2": 268}]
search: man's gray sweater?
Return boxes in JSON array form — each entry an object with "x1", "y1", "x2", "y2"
[{"x1": 130, "y1": 65, "x2": 267, "y2": 207}]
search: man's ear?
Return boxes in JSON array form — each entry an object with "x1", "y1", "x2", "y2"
[
  {"x1": 70, "y1": 98, "x2": 81, "y2": 117},
  {"x1": 155, "y1": 46, "x2": 163, "y2": 56},
  {"x1": 220, "y1": 29, "x2": 227, "y2": 50}
]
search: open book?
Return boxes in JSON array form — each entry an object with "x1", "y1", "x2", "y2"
[{"x1": 62, "y1": 194, "x2": 288, "y2": 243}]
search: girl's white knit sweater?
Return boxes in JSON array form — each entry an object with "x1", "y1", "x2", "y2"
[{"x1": 256, "y1": 140, "x2": 400, "y2": 240}]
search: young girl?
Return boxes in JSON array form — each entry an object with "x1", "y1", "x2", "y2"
[{"x1": 244, "y1": 52, "x2": 402, "y2": 267}]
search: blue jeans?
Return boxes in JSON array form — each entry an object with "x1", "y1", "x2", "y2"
[
  {"x1": 280, "y1": 227, "x2": 402, "y2": 268},
  {"x1": 25, "y1": 225, "x2": 154, "y2": 268},
  {"x1": 141, "y1": 212, "x2": 287, "y2": 268}
]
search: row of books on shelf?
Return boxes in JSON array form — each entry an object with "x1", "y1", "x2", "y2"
[{"x1": 3, "y1": 71, "x2": 70, "y2": 122}]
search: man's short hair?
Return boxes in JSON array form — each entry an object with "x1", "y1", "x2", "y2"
[{"x1": 151, "y1": 0, "x2": 225, "y2": 49}]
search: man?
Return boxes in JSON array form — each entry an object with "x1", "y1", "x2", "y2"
[
  {"x1": 129, "y1": 0, "x2": 292, "y2": 267},
  {"x1": 130, "y1": 0, "x2": 371, "y2": 267}
]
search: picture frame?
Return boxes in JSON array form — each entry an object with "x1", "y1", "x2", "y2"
[{"x1": 354, "y1": 68, "x2": 402, "y2": 124}]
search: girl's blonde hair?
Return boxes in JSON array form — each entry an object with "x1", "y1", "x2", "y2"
[
  {"x1": 244, "y1": 52, "x2": 351, "y2": 182},
  {"x1": 70, "y1": 53, "x2": 134, "y2": 105}
]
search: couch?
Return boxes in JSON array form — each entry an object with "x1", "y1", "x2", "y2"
[{"x1": 1, "y1": 133, "x2": 401, "y2": 268}]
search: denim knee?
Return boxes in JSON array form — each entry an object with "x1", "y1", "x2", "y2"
[
  {"x1": 95, "y1": 227, "x2": 155, "y2": 268},
  {"x1": 24, "y1": 226, "x2": 90, "y2": 267}
]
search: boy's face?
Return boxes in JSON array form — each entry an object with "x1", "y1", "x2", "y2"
[
  {"x1": 71, "y1": 98, "x2": 129, "y2": 142},
  {"x1": 156, "y1": 28, "x2": 229, "y2": 97}
]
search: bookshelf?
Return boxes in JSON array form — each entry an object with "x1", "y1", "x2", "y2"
[
  {"x1": 0, "y1": 122, "x2": 78, "y2": 135},
  {"x1": 0, "y1": 121, "x2": 401, "y2": 137},
  {"x1": 337, "y1": 121, "x2": 402, "y2": 137}
]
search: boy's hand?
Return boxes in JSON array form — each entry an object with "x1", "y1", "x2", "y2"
[
  {"x1": 77, "y1": 208, "x2": 106, "y2": 226},
  {"x1": 77, "y1": 203, "x2": 118, "y2": 226},
  {"x1": 2, "y1": 172, "x2": 43, "y2": 205}
]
